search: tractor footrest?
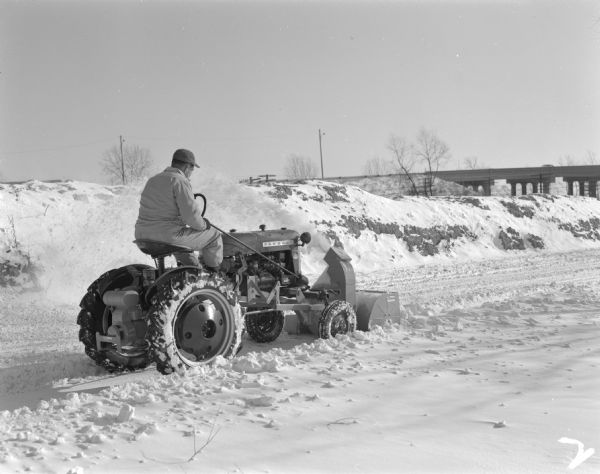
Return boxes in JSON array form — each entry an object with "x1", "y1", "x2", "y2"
[{"x1": 96, "y1": 332, "x2": 122, "y2": 352}]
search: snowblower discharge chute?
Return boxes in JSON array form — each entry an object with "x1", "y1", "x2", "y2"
[{"x1": 77, "y1": 204, "x2": 401, "y2": 375}]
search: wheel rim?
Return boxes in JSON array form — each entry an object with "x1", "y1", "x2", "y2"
[
  {"x1": 79, "y1": 264, "x2": 154, "y2": 371},
  {"x1": 174, "y1": 288, "x2": 233, "y2": 363},
  {"x1": 100, "y1": 306, "x2": 147, "y2": 358},
  {"x1": 330, "y1": 310, "x2": 349, "y2": 337}
]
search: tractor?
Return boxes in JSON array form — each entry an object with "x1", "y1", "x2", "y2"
[{"x1": 77, "y1": 195, "x2": 401, "y2": 375}]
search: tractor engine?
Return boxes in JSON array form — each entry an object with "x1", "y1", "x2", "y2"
[{"x1": 220, "y1": 227, "x2": 310, "y2": 297}]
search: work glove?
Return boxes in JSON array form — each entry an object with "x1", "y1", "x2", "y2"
[{"x1": 203, "y1": 218, "x2": 211, "y2": 230}]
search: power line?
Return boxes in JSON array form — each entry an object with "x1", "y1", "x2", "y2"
[
  {"x1": 318, "y1": 128, "x2": 325, "y2": 179},
  {"x1": 0, "y1": 138, "x2": 114, "y2": 155},
  {"x1": 127, "y1": 133, "x2": 308, "y2": 144},
  {"x1": 120, "y1": 135, "x2": 125, "y2": 185},
  {"x1": 0, "y1": 129, "x2": 318, "y2": 157}
]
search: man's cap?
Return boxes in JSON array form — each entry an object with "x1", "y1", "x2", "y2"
[{"x1": 172, "y1": 149, "x2": 199, "y2": 168}]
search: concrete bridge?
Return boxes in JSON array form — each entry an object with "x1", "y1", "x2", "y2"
[
  {"x1": 435, "y1": 165, "x2": 600, "y2": 197},
  {"x1": 248, "y1": 165, "x2": 600, "y2": 198}
]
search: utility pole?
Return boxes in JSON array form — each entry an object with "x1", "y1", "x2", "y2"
[
  {"x1": 318, "y1": 129, "x2": 325, "y2": 179},
  {"x1": 119, "y1": 135, "x2": 125, "y2": 185}
]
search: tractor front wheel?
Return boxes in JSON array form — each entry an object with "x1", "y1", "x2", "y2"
[
  {"x1": 318, "y1": 300, "x2": 357, "y2": 339},
  {"x1": 245, "y1": 310, "x2": 284, "y2": 343},
  {"x1": 147, "y1": 271, "x2": 243, "y2": 375}
]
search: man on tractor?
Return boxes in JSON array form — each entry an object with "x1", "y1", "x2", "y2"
[{"x1": 135, "y1": 148, "x2": 222, "y2": 271}]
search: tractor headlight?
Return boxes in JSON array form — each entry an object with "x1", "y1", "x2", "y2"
[{"x1": 299, "y1": 232, "x2": 311, "y2": 246}]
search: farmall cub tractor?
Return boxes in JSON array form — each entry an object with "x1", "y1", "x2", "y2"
[{"x1": 77, "y1": 198, "x2": 400, "y2": 375}]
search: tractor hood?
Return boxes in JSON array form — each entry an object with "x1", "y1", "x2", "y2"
[{"x1": 222, "y1": 228, "x2": 301, "y2": 256}]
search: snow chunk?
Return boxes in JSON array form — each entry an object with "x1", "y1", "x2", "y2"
[
  {"x1": 264, "y1": 419, "x2": 280, "y2": 429},
  {"x1": 232, "y1": 354, "x2": 281, "y2": 373},
  {"x1": 117, "y1": 404, "x2": 135, "y2": 423},
  {"x1": 86, "y1": 433, "x2": 107, "y2": 444},
  {"x1": 245, "y1": 395, "x2": 276, "y2": 408}
]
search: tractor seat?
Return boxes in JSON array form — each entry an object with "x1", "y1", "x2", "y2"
[{"x1": 134, "y1": 239, "x2": 193, "y2": 259}]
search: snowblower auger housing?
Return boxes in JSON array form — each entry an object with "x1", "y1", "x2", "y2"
[{"x1": 77, "y1": 221, "x2": 401, "y2": 375}]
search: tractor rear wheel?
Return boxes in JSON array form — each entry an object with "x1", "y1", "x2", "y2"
[
  {"x1": 147, "y1": 270, "x2": 242, "y2": 375},
  {"x1": 319, "y1": 300, "x2": 357, "y2": 339},
  {"x1": 245, "y1": 310, "x2": 284, "y2": 343},
  {"x1": 77, "y1": 264, "x2": 153, "y2": 372}
]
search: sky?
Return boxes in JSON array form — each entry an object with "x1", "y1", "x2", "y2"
[{"x1": 1, "y1": 0, "x2": 599, "y2": 184}]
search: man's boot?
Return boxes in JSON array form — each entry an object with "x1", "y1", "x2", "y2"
[
  {"x1": 204, "y1": 264, "x2": 221, "y2": 275},
  {"x1": 175, "y1": 251, "x2": 200, "y2": 267}
]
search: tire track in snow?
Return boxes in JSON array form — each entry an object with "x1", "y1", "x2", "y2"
[{"x1": 357, "y1": 249, "x2": 600, "y2": 309}]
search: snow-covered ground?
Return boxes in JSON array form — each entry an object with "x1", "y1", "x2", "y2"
[{"x1": 1, "y1": 174, "x2": 599, "y2": 473}]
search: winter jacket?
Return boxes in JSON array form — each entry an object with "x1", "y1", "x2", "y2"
[{"x1": 135, "y1": 167, "x2": 207, "y2": 243}]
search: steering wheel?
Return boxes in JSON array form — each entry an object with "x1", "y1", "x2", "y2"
[{"x1": 193, "y1": 193, "x2": 207, "y2": 216}]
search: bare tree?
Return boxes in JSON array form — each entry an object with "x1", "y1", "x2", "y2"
[
  {"x1": 584, "y1": 150, "x2": 598, "y2": 164},
  {"x1": 363, "y1": 156, "x2": 393, "y2": 176},
  {"x1": 101, "y1": 144, "x2": 153, "y2": 185},
  {"x1": 414, "y1": 128, "x2": 451, "y2": 196},
  {"x1": 463, "y1": 156, "x2": 486, "y2": 169},
  {"x1": 558, "y1": 154, "x2": 578, "y2": 166},
  {"x1": 283, "y1": 154, "x2": 318, "y2": 179},
  {"x1": 558, "y1": 151, "x2": 598, "y2": 166},
  {"x1": 387, "y1": 134, "x2": 420, "y2": 196}
]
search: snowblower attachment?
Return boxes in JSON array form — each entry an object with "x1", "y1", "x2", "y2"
[
  {"x1": 355, "y1": 291, "x2": 402, "y2": 330},
  {"x1": 311, "y1": 246, "x2": 402, "y2": 331}
]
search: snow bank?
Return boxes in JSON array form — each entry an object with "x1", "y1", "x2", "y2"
[
  {"x1": 254, "y1": 181, "x2": 600, "y2": 273},
  {"x1": 2, "y1": 175, "x2": 600, "y2": 305}
]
